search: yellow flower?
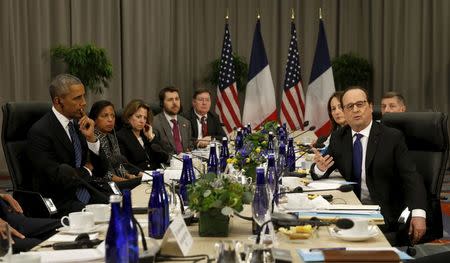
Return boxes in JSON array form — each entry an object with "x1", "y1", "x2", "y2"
[
  {"x1": 255, "y1": 147, "x2": 261, "y2": 153},
  {"x1": 245, "y1": 158, "x2": 250, "y2": 164}
]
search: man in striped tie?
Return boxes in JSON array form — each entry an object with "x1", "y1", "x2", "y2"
[
  {"x1": 27, "y1": 74, "x2": 109, "y2": 215},
  {"x1": 310, "y1": 86, "x2": 427, "y2": 246}
]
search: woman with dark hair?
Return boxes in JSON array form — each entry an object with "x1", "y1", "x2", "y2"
[
  {"x1": 116, "y1": 99, "x2": 169, "y2": 171},
  {"x1": 88, "y1": 100, "x2": 139, "y2": 183},
  {"x1": 327, "y1": 91, "x2": 347, "y2": 132}
]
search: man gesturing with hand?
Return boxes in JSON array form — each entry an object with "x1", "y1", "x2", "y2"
[{"x1": 310, "y1": 86, "x2": 427, "y2": 246}]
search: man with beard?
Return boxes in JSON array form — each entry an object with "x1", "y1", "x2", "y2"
[{"x1": 152, "y1": 86, "x2": 193, "y2": 154}]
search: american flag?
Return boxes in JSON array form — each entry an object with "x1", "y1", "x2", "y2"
[
  {"x1": 215, "y1": 22, "x2": 242, "y2": 133},
  {"x1": 280, "y1": 21, "x2": 305, "y2": 131}
]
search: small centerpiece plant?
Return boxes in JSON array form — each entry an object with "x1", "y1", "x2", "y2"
[{"x1": 188, "y1": 173, "x2": 252, "y2": 237}]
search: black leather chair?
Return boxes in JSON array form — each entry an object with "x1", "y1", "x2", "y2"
[
  {"x1": 382, "y1": 112, "x2": 449, "y2": 242},
  {"x1": 1, "y1": 102, "x2": 58, "y2": 217}
]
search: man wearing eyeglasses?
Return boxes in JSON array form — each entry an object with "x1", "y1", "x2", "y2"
[
  {"x1": 185, "y1": 88, "x2": 226, "y2": 148},
  {"x1": 310, "y1": 86, "x2": 427, "y2": 246}
]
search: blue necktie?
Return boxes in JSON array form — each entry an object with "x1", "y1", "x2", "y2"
[
  {"x1": 352, "y1": 133, "x2": 363, "y2": 199},
  {"x1": 68, "y1": 121, "x2": 90, "y2": 204}
]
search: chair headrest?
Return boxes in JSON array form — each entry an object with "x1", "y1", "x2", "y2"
[
  {"x1": 2, "y1": 102, "x2": 52, "y2": 141},
  {"x1": 381, "y1": 112, "x2": 449, "y2": 152}
]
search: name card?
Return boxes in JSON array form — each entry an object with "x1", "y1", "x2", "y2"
[{"x1": 168, "y1": 214, "x2": 193, "y2": 256}]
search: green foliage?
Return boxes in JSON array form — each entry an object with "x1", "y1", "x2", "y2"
[
  {"x1": 331, "y1": 53, "x2": 372, "y2": 90},
  {"x1": 51, "y1": 44, "x2": 113, "y2": 94},
  {"x1": 204, "y1": 53, "x2": 248, "y2": 92},
  {"x1": 187, "y1": 173, "x2": 252, "y2": 214}
]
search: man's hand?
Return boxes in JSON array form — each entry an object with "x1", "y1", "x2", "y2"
[
  {"x1": 197, "y1": 136, "x2": 211, "y2": 148},
  {"x1": 0, "y1": 218, "x2": 25, "y2": 240},
  {"x1": 312, "y1": 148, "x2": 334, "y2": 172},
  {"x1": 78, "y1": 114, "x2": 96, "y2": 142},
  {"x1": 409, "y1": 217, "x2": 426, "y2": 244},
  {"x1": 0, "y1": 194, "x2": 23, "y2": 214}
]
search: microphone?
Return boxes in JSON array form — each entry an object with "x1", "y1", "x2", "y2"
[
  {"x1": 169, "y1": 154, "x2": 204, "y2": 175},
  {"x1": 53, "y1": 233, "x2": 102, "y2": 250},
  {"x1": 293, "y1": 184, "x2": 354, "y2": 193},
  {"x1": 255, "y1": 214, "x2": 354, "y2": 243},
  {"x1": 291, "y1": 125, "x2": 316, "y2": 140},
  {"x1": 313, "y1": 136, "x2": 327, "y2": 149}
]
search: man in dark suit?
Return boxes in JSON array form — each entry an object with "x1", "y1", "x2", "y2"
[
  {"x1": 0, "y1": 193, "x2": 61, "y2": 253},
  {"x1": 311, "y1": 86, "x2": 427, "y2": 246},
  {"x1": 152, "y1": 86, "x2": 193, "y2": 154},
  {"x1": 185, "y1": 88, "x2": 226, "y2": 148},
  {"x1": 27, "y1": 74, "x2": 108, "y2": 215}
]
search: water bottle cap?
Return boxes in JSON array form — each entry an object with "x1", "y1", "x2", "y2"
[
  {"x1": 109, "y1": 195, "x2": 122, "y2": 203},
  {"x1": 210, "y1": 142, "x2": 216, "y2": 147},
  {"x1": 222, "y1": 137, "x2": 228, "y2": 141},
  {"x1": 182, "y1": 154, "x2": 190, "y2": 160},
  {"x1": 256, "y1": 167, "x2": 266, "y2": 184}
]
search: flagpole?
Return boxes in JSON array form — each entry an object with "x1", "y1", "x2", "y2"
[
  {"x1": 226, "y1": 8, "x2": 229, "y2": 20},
  {"x1": 291, "y1": 8, "x2": 295, "y2": 20},
  {"x1": 257, "y1": 9, "x2": 260, "y2": 20},
  {"x1": 319, "y1": 8, "x2": 322, "y2": 19}
]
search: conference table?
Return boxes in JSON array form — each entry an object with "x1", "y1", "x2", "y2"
[
  {"x1": 30, "y1": 178, "x2": 392, "y2": 262},
  {"x1": 130, "y1": 182, "x2": 391, "y2": 262}
]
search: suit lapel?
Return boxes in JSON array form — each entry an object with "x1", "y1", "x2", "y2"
[
  {"x1": 342, "y1": 128, "x2": 354, "y2": 180},
  {"x1": 179, "y1": 118, "x2": 190, "y2": 148},
  {"x1": 191, "y1": 110, "x2": 199, "y2": 138},
  {"x1": 366, "y1": 122, "x2": 381, "y2": 169},
  {"x1": 49, "y1": 112, "x2": 74, "y2": 154}
]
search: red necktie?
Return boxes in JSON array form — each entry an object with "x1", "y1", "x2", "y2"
[
  {"x1": 201, "y1": 116, "x2": 208, "y2": 137},
  {"x1": 170, "y1": 119, "x2": 183, "y2": 154}
]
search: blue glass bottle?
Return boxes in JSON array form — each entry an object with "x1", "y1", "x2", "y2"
[
  {"x1": 246, "y1": 123, "x2": 252, "y2": 135},
  {"x1": 286, "y1": 138, "x2": 296, "y2": 172},
  {"x1": 219, "y1": 137, "x2": 229, "y2": 173},
  {"x1": 148, "y1": 170, "x2": 170, "y2": 239},
  {"x1": 277, "y1": 142, "x2": 287, "y2": 182},
  {"x1": 235, "y1": 128, "x2": 244, "y2": 151},
  {"x1": 252, "y1": 167, "x2": 270, "y2": 227},
  {"x1": 207, "y1": 143, "x2": 219, "y2": 174},
  {"x1": 266, "y1": 154, "x2": 277, "y2": 196},
  {"x1": 187, "y1": 156, "x2": 196, "y2": 184},
  {"x1": 267, "y1": 132, "x2": 275, "y2": 154},
  {"x1": 179, "y1": 154, "x2": 192, "y2": 205},
  {"x1": 122, "y1": 190, "x2": 138, "y2": 263},
  {"x1": 105, "y1": 195, "x2": 129, "y2": 263}
]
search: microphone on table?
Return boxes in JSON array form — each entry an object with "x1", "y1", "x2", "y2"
[
  {"x1": 256, "y1": 214, "x2": 354, "y2": 244},
  {"x1": 290, "y1": 125, "x2": 316, "y2": 140}
]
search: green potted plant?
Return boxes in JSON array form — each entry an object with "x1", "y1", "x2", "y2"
[
  {"x1": 331, "y1": 53, "x2": 373, "y2": 90},
  {"x1": 51, "y1": 44, "x2": 113, "y2": 94},
  {"x1": 204, "y1": 53, "x2": 248, "y2": 91},
  {"x1": 188, "y1": 173, "x2": 252, "y2": 237}
]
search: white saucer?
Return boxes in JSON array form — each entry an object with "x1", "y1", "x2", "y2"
[
  {"x1": 57, "y1": 225, "x2": 100, "y2": 234},
  {"x1": 95, "y1": 219, "x2": 109, "y2": 224},
  {"x1": 329, "y1": 226, "x2": 379, "y2": 241}
]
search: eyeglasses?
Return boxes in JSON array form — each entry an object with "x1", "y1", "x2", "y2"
[
  {"x1": 196, "y1": 98, "x2": 210, "y2": 103},
  {"x1": 343, "y1": 100, "x2": 367, "y2": 111}
]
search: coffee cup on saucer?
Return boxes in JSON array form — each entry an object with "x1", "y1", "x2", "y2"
[
  {"x1": 82, "y1": 204, "x2": 110, "y2": 222},
  {"x1": 338, "y1": 218, "x2": 370, "y2": 236},
  {"x1": 60, "y1": 211, "x2": 95, "y2": 232}
]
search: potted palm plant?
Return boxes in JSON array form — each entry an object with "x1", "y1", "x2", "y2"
[
  {"x1": 51, "y1": 44, "x2": 113, "y2": 94},
  {"x1": 204, "y1": 53, "x2": 248, "y2": 91},
  {"x1": 331, "y1": 53, "x2": 373, "y2": 90}
]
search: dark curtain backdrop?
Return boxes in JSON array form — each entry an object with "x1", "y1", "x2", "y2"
[{"x1": 1, "y1": 0, "x2": 449, "y2": 174}]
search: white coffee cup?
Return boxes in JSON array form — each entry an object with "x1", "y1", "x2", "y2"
[
  {"x1": 60, "y1": 211, "x2": 94, "y2": 231},
  {"x1": 339, "y1": 218, "x2": 370, "y2": 236},
  {"x1": 82, "y1": 204, "x2": 110, "y2": 222}
]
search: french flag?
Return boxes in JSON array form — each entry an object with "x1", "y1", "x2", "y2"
[
  {"x1": 242, "y1": 19, "x2": 277, "y2": 130},
  {"x1": 304, "y1": 18, "x2": 335, "y2": 137}
]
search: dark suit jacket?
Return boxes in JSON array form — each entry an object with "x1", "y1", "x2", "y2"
[
  {"x1": 311, "y1": 122, "x2": 427, "y2": 229},
  {"x1": 152, "y1": 113, "x2": 193, "y2": 154},
  {"x1": 116, "y1": 126, "x2": 170, "y2": 171},
  {"x1": 185, "y1": 108, "x2": 226, "y2": 142},
  {"x1": 27, "y1": 111, "x2": 108, "y2": 214}
]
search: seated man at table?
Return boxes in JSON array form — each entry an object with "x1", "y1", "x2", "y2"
[
  {"x1": 0, "y1": 193, "x2": 61, "y2": 253},
  {"x1": 381, "y1": 91, "x2": 406, "y2": 114},
  {"x1": 310, "y1": 86, "x2": 427, "y2": 246},
  {"x1": 27, "y1": 74, "x2": 109, "y2": 215},
  {"x1": 152, "y1": 86, "x2": 193, "y2": 154},
  {"x1": 184, "y1": 88, "x2": 226, "y2": 148}
]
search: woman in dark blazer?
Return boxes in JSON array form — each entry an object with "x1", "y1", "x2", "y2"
[
  {"x1": 89, "y1": 100, "x2": 140, "y2": 184},
  {"x1": 116, "y1": 99, "x2": 169, "y2": 171}
]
